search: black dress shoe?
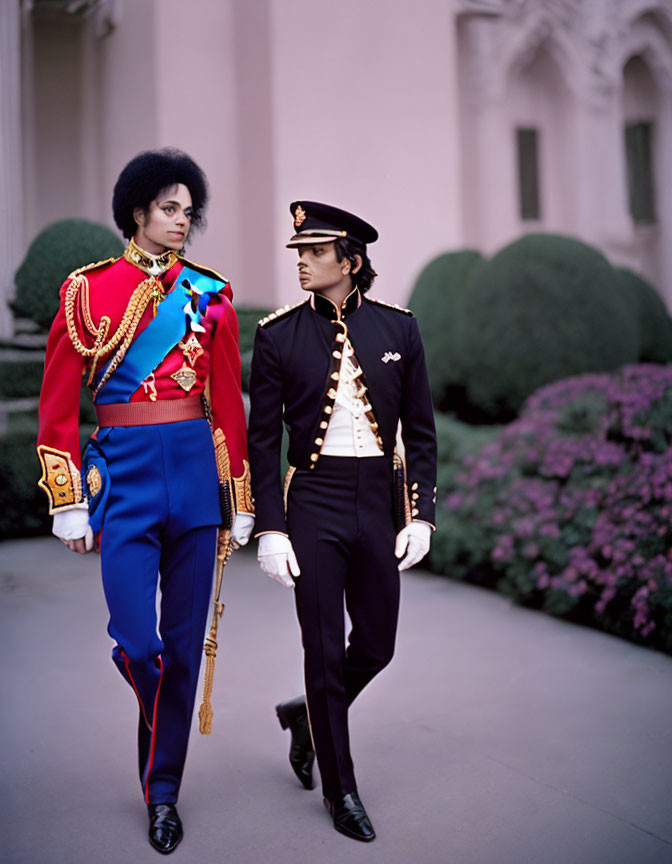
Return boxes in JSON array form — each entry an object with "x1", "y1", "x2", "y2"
[
  {"x1": 324, "y1": 792, "x2": 376, "y2": 842},
  {"x1": 276, "y1": 696, "x2": 315, "y2": 790},
  {"x1": 147, "y1": 803, "x2": 183, "y2": 854}
]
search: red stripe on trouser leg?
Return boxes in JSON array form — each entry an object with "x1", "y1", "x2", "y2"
[
  {"x1": 144, "y1": 656, "x2": 164, "y2": 803},
  {"x1": 120, "y1": 648, "x2": 152, "y2": 730}
]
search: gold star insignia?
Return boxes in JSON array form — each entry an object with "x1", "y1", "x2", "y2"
[{"x1": 179, "y1": 332, "x2": 204, "y2": 367}]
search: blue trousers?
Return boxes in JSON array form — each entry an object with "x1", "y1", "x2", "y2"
[
  {"x1": 96, "y1": 419, "x2": 220, "y2": 804},
  {"x1": 287, "y1": 456, "x2": 400, "y2": 801}
]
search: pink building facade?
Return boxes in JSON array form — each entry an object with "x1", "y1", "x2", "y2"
[{"x1": 1, "y1": 0, "x2": 671, "y2": 336}]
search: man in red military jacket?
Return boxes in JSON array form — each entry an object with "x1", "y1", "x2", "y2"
[{"x1": 37, "y1": 149, "x2": 253, "y2": 854}]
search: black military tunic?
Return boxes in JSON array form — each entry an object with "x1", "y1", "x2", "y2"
[{"x1": 248, "y1": 287, "x2": 437, "y2": 800}]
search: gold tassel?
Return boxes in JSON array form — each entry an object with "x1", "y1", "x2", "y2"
[{"x1": 198, "y1": 528, "x2": 233, "y2": 734}]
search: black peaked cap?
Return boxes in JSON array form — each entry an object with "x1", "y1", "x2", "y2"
[{"x1": 287, "y1": 200, "x2": 378, "y2": 247}]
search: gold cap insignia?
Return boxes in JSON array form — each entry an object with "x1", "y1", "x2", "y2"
[
  {"x1": 87, "y1": 465, "x2": 102, "y2": 498},
  {"x1": 294, "y1": 205, "x2": 306, "y2": 227}
]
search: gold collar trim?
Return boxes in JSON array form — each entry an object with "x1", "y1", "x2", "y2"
[
  {"x1": 124, "y1": 238, "x2": 179, "y2": 276},
  {"x1": 310, "y1": 288, "x2": 361, "y2": 321}
]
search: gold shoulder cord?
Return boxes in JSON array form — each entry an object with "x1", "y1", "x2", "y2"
[{"x1": 64, "y1": 273, "x2": 159, "y2": 394}]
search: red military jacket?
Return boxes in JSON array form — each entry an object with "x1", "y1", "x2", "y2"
[{"x1": 37, "y1": 239, "x2": 252, "y2": 516}]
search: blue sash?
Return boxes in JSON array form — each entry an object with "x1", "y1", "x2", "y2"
[{"x1": 94, "y1": 267, "x2": 225, "y2": 404}]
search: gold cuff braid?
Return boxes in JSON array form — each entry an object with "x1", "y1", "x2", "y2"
[
  {"x1": 233, "y1": 460, "x2": 254, "y2": 514},
  {"x1": 37, "y1": 445, "x2": 83, "y2": 513},
  {"x1": 283, "y1": 465, "x2": 296, "y2": 515}
]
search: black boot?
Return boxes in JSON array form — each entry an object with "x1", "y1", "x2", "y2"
[
  {"x1": 324, "y1": 792, "x2": 376, "y2": 842},
  {"x1": 276, "y1": 696, "x2": 315, "y2": 790},
  {"x1": 147, "y1": 803, "x2": 183, "y2": 854}
]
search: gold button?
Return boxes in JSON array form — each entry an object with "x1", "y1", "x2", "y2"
[
  {"x1": 324, "y1": 406, "x2": 332, "y2": 414},
  {"x1": 310, "y1": 464, "x2": 315, "y2": 470},
  {"x1": 320, "y1": 421, "x2": 328, "y2": 429},
  {"x1": 412, "y1": 482, "x2": 419, "y2": 491},
  {"x1": 310, "y1": 453, "x2": 318, "y2": 462},
  {"x1": 412, "y1": 492, "x2": 419, "y2": 500},
  {"x1": 371, "y1": 422, "x2": 378, "y2": 431},
  {"x1": 332, "y1": 351, "x2": 342, "y2": 359},
  {"x1": 335, "y1": 333, "x2": 346, "y2": 343},
  {"x1": 315, "y1": 438, "x2": 323, "y2": 446},
  {"x1": 412, "y1": 508, "x2": 419, "y2": 517},
  {"x1": 331, "y1": 372, "x2": 340, "y2": 381},
  {"x1": 327, "y1": 388, "x2": 337, "y2": 399},
  {"x1": 55, "y1": 474, "x2": 68, "y2": 486}
]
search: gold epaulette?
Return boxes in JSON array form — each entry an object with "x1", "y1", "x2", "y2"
[
  {"x1": 67, "y1": 256, "x2": 120, "y2": 280},
  {"x1": 365, "y1": 296, "x2": 413, "y2": 316},
  {"x1": 258, "y1": 299, "x2": 307, "y2": 327},
  {"x1": 179, "y1": 256, "x2": 229, "y2": 285}
]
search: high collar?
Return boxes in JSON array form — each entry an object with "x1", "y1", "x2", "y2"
[
  {"x1": 124, "y1": 237, "x2": 180, "y2": 277},
  {"x1": 310, "y1": 287, "x2": 361, "y2": 321}
]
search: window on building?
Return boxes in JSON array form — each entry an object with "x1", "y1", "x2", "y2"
[
  {"x1": 625, "y1": 122, "x2": 657, "y2": 224},
  {"x1": 516, "y1": 128, "x2": 541, "y2": 221}
]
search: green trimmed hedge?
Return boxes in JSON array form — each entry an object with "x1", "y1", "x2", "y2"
[
  {"x1": 0, "y1": 381, "x2": 96, "y2": 539},
  {"x1": 0, "y1": 421, "x2": 95, "y2": 540},
  {"x1": 455, "y1": 234, "x2": 639, "y2": 420},
  {"x1": 0, "y1": 428, "x2": 51, "y2": 538},
  {"x1": 13, "y1": 219, "x2": 124, "y2": 331},
  {"x1": 236, "y1": 305, "x2": 270, "y2": 393},
  {"x1": 410, "y1": 236, "x2": 670, "y2": 423},
  {"x1": 0, "y1": 353, "x2": 45, "y2": 399},
  {"x1": 409, "y1": 251, "x2": 484, "y2": 413},
  {"x1": 616, "y1": 267, "x2": 672, "y2": 363}
]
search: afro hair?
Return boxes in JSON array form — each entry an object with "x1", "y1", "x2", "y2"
[{"x1": 112, "y1": 148, "x2": 209, "y2": 239}]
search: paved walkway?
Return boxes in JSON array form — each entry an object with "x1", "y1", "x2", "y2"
[{"x1": 2, "y1": 537, "x2": 671, "y2": 864}]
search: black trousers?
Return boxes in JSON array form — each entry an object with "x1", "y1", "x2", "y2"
[{"x1": 287, "y1": 455, "x2": 400, "y2": 800}]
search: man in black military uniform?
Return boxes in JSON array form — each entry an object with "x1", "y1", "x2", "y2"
[{"x1": 248, "y1": 201, "x2": 437, "y2": 842}]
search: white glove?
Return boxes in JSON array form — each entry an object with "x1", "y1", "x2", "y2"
[
  {"x1": 52, "y1": 508, "x2": 94, "y2": 554},
  {"x1": 257, "y1": 533, "x2": 301, "y2": 588},
  {"x1": 231, "y1": 512, "x2": 255, "y2": 547},
  {"x1": 395, "y1": 521, "x2": 432, "y2": 571}
]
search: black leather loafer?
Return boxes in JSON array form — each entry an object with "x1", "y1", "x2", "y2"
[
  {"x1": 147, "y1": 803, "x2": 183, "y2": 854},
  {"x1": 276, "y1": 696, "x2": 315, "y2": 790},
  {"x1": 324, "y1": 792, "x2": 376, "y2": 842}
]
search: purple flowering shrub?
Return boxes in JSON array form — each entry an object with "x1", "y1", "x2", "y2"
[{"x1": 430, "y1": 365, "x2": 672, "y2": 653}]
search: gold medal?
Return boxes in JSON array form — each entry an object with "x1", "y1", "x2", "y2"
[{"x1": 171, "y1": 363, "x2": 197, "y2": 392}]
